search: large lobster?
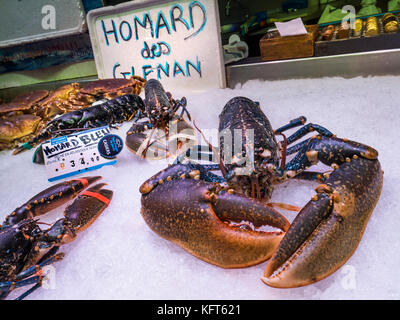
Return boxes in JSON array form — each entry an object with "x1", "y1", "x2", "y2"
[{"x1": 139, "y1": 96, "x2": 383, "y2": 288}]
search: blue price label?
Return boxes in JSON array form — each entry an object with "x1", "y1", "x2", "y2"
[{"x1": 98, "y1": 134, "x2": 124, "y2": 159}]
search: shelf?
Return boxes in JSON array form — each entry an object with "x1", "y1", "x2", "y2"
[{"x1": 226, "y1": 48, "x2": 400, "y2": 88}]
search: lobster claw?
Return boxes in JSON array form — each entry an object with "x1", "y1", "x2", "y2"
[
  {"x1": 261, "y1": 158, "x2": 383, "y2": 288},
  {"x1": 40, "y1": 183, "x2": 113, "y2": 245},
  {"x1": 3, "y1": 176, "x2": 102, "y2": 227},
  {"x1": 141, "y1": 177, "x2": 289, "y2": 268},
  {"x1": 126, "y1": 118, "x2": 195, "y2": 160},
  {"x1": 64, "y1": 183, "x2": 113, "y2": 233}
]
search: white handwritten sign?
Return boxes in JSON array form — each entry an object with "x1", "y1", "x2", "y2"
[{"x1": 87, "y1": 0, "x2": 226, "y2": 90}]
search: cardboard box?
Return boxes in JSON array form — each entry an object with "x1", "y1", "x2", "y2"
[{"x1": 259, "y1": 25, "x2": 319, "y2": 62}]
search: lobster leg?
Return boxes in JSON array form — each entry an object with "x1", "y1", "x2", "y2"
[
  {"x1": 274, "y1": 116, "x2": 306, "y2": 134},
  {"x1": 15, "y1": 252, "x2": 64, "y2": 281},
  {"x1": 291, "y1": 171, "x2": 328, "y2": 182},
  {"x1": 0, "y1": 252, "x2": 62, "y2": 289},
  {"x1": 268, "y1": 121, "x2": 335, "y2": 169},
  {"x1": 31, "y1": 245, "x2": 60, "y2": 267},
  {"x1": 15, "y1": 283, "x2": 41, "y2": 300},
  {"x1": 284, "y1": 136, "x2": 378, "y2": 176},
  {"x1": 175, "y1": 144, "x2": 216, "y2": 164},
  {"x1": 286, "y1": 139, "x2": 309, "y2": 156},
  {"x1": 166, "y1": 91, "x2": 190, "y2": 121},
  {"x1": 0, "y1": 275, "x2": 42, "y2": 293},
  {"x1": 285, "y1": 123, "x2": 334, "y2": 145},
  {"x1": 0, "y1": 252, "x2": 64, "y2": 299},
  {"x1": 173, "y1": 97, "x2": 191, "y2": 121},
  {"x1": 140, "y1": 163, "x2": 226, "y2": 195}
]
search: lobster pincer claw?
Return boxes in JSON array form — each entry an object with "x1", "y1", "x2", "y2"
[
  {"x1": 3, "y1": 177, "x2": 102, "y2": 227},
  {"x1": 261, "y1": 157, "x2": 383, "y2": 288},
  {"x1": 141, "y1": 176, "x2": 289, "y2": 268},
  {"x1": 64, "y1": 183, "x2": 113, "y2": 233},
  {"x1": 39, "y1": 183, "x2": 113, "y2": 245}
]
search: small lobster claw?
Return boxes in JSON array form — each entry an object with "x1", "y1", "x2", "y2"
[
  {"x1": 3, "y1": 176, "x2": 102, "y2": 227},
  {"x1": 140, "y1": 169, "x2": 289, "y2": 268},
  {"x1": 40, "y1": 183, "x2": 113, "y2": 244},
  {"x1": 64, "y1": 183, "x2": 113, "y2": 233}
]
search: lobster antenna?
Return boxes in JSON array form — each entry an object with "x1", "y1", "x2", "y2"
[
  {"x1": 276, "y1": 132, "x2": 288, "y2": 171},
  {"x1": 36, "y1": 221, "x2": 52, "y2": 226},
  {"x1": 192, "y1": 121, "x2": 227, "y2": 176},
  {"x1": 52, "y1": 127, "x2": 93, "y2": 134},
  {"x1": 142, "y1": 119, "x2": 161, "y2": 158}
]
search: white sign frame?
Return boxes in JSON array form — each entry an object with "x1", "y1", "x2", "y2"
[
  {"x1": 43, "y1": 127, "x2": 116, "y2": 182},
  {"x1": 87, "y1": 0, "x2": 226, "y2": 90}
]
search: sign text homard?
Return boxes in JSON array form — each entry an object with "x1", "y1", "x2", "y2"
[{"x1": 87, "y1": 0, "x2": 225, "y2": 90}]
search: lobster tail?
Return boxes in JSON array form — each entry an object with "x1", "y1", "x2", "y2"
[{"x1": 12, "y1": 128, "x2": 52, "y2": 155}]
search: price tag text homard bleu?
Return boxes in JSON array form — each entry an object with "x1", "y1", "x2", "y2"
[
  {"x1": 43, "y1": 127, "x2": 117, "y2": 182},
  {"x1": 44, "y1": 127, "x2": 111, "y2": 158}
]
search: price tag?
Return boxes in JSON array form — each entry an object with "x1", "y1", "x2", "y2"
[{"x1": 42, "y1": 126, "x2": 119, "y2": 182}]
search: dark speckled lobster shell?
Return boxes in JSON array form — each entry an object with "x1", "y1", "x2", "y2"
[{"x1": 218, "y1": 96, "x2": 280, "y2": 170}]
